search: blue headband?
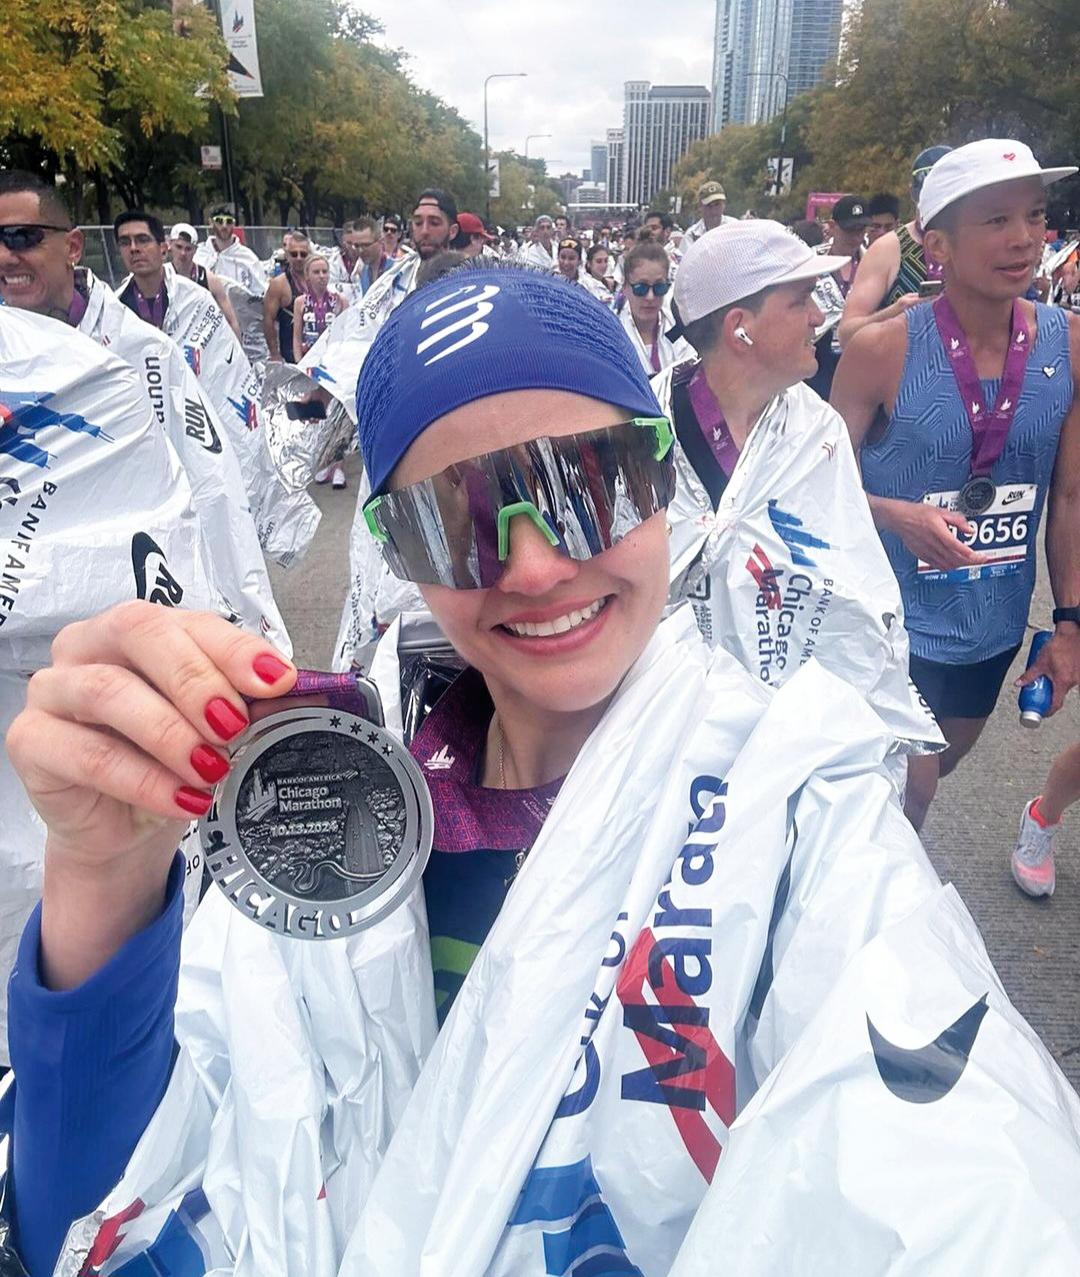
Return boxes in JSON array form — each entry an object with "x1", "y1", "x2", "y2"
[{"x1": 356, "y1": 267, "x2": 663, "y2": 495}]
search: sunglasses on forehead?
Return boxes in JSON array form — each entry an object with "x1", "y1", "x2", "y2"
[
  {"x1": 0, "y1": 224, "x2": 70, "y2": 251},
  {"x1": 363, "y1": 417, "x2": 675, "y2": 591},
  {"x1": 559, "y1": 238, "x2": 581, "y2": 251}
]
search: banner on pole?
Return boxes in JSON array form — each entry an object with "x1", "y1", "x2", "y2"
[
  {"x1": 219, "y1": 0, "x2": 264, "y2": 98},
  {"x1": 487, "y1": 158, "x2": 501, "y2": 199},
  {"x1": 201, "y1": 145, "x2": 223, "y2": 170}
]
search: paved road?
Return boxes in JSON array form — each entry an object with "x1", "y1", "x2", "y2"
[{"x1": 270, "y1": 457, "x2": 1080, "y2": 1087}]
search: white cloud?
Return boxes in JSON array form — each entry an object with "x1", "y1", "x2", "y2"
[{"x1": 368, "y1": 1, "x2": 716, "y2": 175}]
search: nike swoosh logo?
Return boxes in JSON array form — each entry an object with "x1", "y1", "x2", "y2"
[
  {"x1": 867, "y1": 993, "x2": 988, "y2": 1103},
  {"x1": 226, "y1": 349, "x2": 234, "y2": 364},
  {"x1": 1001, "y1": 491, "x2": 1026, "y2": 505}
]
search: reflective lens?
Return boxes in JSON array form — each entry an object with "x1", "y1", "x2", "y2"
[
  {"x1": 0, "y1": 224, "x2": 68, "y2": 251},
  {"x1": 213, "y1": 215, "x2": 236, "y2": 226},
  {"x1": 629, "y1": 280, "x2": 671, "y2": 297},
  {"x1": 364, "y1": 418, "x2": 674, "y2": 589}
]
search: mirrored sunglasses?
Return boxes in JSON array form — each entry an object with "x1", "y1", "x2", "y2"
[{"x1": 363, "y1": 418, "x2": 675, "y2": 590}]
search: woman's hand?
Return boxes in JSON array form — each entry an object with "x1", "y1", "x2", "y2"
[{"x1": 5, "y1": 602, "x2": 296, "y2": 989}]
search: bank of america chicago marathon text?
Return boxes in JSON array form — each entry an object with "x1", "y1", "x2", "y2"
[
  {"x1": 0, "y1": 482, "x2": 57, "y2": 627},
  {"x1": 755, "y1": 572, "x2": 835, "y2": 682}
]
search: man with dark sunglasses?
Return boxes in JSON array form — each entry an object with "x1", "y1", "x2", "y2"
[
  {"x1": 263, "y1": 230, "x2": 310, "y2": 362},
  {"x1": 194, "y1": 204, "x2": 268, "y2": 361}
]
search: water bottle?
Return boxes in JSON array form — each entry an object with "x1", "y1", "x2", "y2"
[{"x1": 1019, "y1": 630, "x2": 1053, "y2": 727}]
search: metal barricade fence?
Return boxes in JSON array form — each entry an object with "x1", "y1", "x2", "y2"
[{"x1": 80, "y1": 226, "x2": 342, "y2": 287}]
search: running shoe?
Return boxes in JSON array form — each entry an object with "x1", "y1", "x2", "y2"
[
  {"x1": 1011, "y1": 797, "x2": 1057, "y2": 897},
  {"x1": 332, "y1": 465, "x2": 347, "y2": 489},
  {"x1": 315, "y1": 465, "x2": 333, "y2": 484}
]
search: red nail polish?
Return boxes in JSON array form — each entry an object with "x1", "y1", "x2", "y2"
[
  {"x1": 205, "y1": 697, "x2": 248, "y2": 740},
  {"x1": 190, "y1": 744, "x2": 230, "y2": 784},
  {"x1": 253, "y1": 652, "x2": 292, "y2": 685},
  {"x1": 175, "y1": 786, "x2": 213, "y2": 816}
]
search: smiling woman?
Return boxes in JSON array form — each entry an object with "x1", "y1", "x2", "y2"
[{"x1": 8, "y1": 262, "x2": 1080, "y2": 1277}]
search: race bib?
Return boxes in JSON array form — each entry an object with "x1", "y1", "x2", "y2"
[{"x1": 918, "y1": 482, "x2": 1035, "y2": 582}]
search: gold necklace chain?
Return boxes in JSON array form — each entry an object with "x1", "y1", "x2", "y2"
[{"x1": 495, "y1": 716, "x2": 507, "y2": 790}]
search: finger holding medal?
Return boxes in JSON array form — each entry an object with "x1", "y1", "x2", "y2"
[{"x1": 5, "y1": 601, "x2": 296, "y2": 991}]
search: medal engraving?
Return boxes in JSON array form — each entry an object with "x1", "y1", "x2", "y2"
[
  {"x1": 958, "y1": 475, "x2": 996, "y2": 518},
  {"x1": 202, "y1": 708, "x2": 432, "y2": 939}
]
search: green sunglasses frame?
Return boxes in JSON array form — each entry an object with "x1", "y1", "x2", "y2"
[{"x1": 363, "y1": 415, "x2": 674, "y2": 557}]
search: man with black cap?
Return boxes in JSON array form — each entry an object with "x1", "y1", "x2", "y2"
[
  {"x1": 681, "y1": 181, "x2": 734, "y2": 252},
  {"x1": 651, "y1": 220, "x2": 942, "y2": 764},
  {"x1": 833, "y1": 138, "x2": 1080, "y2": 829},
  {"x1": 807, "y1": 195, "x2": 871, "y2": 398},
  {"x1": 837, "y1": 145, "x2": 952, "y2": 347}
]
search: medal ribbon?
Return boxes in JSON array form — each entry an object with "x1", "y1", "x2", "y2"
[
  {"x1": 687, "y1": 366, "x2": 740, "y2": 477},
  {"x1": 133, "y1": 282, "x2": 167, "y2": 329},
  {"x1": 932, "y1": 295, "x2": 1030, "y2": 476}
]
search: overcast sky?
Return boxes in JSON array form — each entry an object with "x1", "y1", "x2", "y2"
[{"x1": 369, "y1": 2, "x2": 716, "y2": 176}]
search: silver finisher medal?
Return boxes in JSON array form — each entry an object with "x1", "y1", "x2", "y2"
[
  {"x1": 957, "y1": 475, "x2": 997, "y2": 518},
  {"x1": 200, "y1": 707, "x2": 433, "y2": 940}
]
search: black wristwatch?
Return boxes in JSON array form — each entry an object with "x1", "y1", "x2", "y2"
[{"x1": 1052, "y1": 606, "x2": 1080, "y2": 626}]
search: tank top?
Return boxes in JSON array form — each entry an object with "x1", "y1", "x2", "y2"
[
  {"x1": 886, "y1": 224, "x2": 937, "y2": 305},
  {"x1": 860, "y1": 301, "x2": 1071, "y2": 663},
  {"x1": 193, "y1": 264, "x2": 210, "y2": 291},
  {"x1": 276, "y1": 271, "x2": 303, "y2": 362},
  {"x1": 299, "y1": 291, "x2": 336, "y2": 353}
]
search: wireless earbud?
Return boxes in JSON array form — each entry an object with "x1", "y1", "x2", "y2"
[{"x1": 734, "y1": 326, "x2": 755, "y2": 347}]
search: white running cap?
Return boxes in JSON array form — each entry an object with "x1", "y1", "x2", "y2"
[
  {"x1": 673, "y1": 219, "x2": 849, "y2": 325},
  {"x1": 919, "y1": 139, "x2": 1077, "y2": 228},
  {"x1": 170, "y1": 222, "x2": 199, "y2": 244}
]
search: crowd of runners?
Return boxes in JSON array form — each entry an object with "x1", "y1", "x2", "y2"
[{"x1": 2, "y1": 134, "x2": 1080, "y2": 1273}]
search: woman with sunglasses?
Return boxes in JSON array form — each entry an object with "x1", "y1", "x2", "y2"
[
  {"x1": 620, "y1": 240, "x2": 693, "y2": 374},
  {"x1": 8, "y1": 267, "x2": 1079, "y2": 1277}
]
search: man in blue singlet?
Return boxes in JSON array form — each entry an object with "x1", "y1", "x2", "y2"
[{"x1": 833, "y1": 139, "x2": 1080, "y2": 829}]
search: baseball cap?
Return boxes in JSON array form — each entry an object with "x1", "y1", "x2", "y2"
[
  {"x1": 698, "y1": 181, "x2": 726, "y2": 205},
  {"x1": 919, "y1": 139, "x2": 1077, "y2": 228},
  {"x1": 357, "y1": 267, "x2": 662, "y2": 496},
  {"x1": 457, "y1": 212, "x2": 493, "y2": 240},
  {"x1": 170, "y1": 222, "x2": 198, "y2": 244},
  {"x1": 830, "y1": 196, "x2": 870, "y2": 229},
  {"x1": 673, "y1": 220, "x2": 849, "y2": 326}
]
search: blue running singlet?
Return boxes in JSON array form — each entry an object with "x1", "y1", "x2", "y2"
[{"x1": 861, "y1": 301, "x2": 1071, "y2": 663}]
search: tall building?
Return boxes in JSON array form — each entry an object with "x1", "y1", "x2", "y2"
[
  {"x1": 606, "y1": 128, "x2": 624, "y2": 205},
  {"x1": 617, "y1": 82, "x2": 711, "y2": 207},
  {"x1": 590, "y1": 141, "x2": 609, "y2": 189},
  {"x1": 711, "y1": 0, "x2": 842, "y2": 130}
]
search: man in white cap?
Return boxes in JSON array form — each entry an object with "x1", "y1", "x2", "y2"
[
  {"x1": 655, "y1": 220, "x2": 943, "y2": 767},
  {"x1": 833, "y1": 139, "x2": 1080, "y2": 830},
  {"x1": 167, "y1": 222, "x2": 241, "y2": 338},
  {"x1": 680, "y1": 181, "x2": 734, "y2": 253}
]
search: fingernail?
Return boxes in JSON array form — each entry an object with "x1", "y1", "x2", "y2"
[
  {"x1": 175, "y1": 786, "x2": 213, "y2": 816},
  {"x1": 253, "y1": 652, "x2": 292, "y2": 685},
  {"x1": 190, "y1": 744, "x2": 230, "y2": 784},
  {"x1": 205, "y1": 697, "x2": 249, "y2": 740}
]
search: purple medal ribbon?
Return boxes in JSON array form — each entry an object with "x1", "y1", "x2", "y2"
[
  {"x1": 687, "y1": 366, "x2": 740, "y2": 477},
  {"x1": 932, "y1": 295, "x2": 1030, "y2": 476},
  {"x1": 133, "y1": 283, "x2": 167, "y2": 329}
]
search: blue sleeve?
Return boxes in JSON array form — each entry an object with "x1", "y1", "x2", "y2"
[{"x1": 7, "y1": 853, "x2": 185, "y2": 1277}]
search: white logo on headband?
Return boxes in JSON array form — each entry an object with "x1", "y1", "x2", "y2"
[{"x1": 417, "y1": 284, "x2": 501, "y2": 366}]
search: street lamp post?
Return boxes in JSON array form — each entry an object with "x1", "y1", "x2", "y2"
[
  {"x1": 524, "y1": 133, "x2": 551, "y2": 161},
  {"x1": 484, "y1": 72, "x2": 527, "y2": 220}
]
